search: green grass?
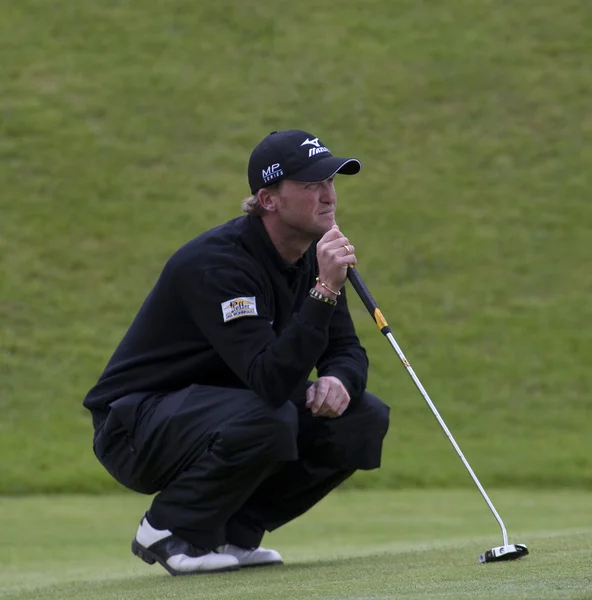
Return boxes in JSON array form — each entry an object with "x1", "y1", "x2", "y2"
[
  {"x1": 1, "y1": 0, "x2": 592, "y2": 492},
  {"x1": 1, "y1": 490, "x2": 591, "y2": 599}
]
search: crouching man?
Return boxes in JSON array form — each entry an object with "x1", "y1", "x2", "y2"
[{"x1": 83, "y1": 129, "x2": 390, "y2": 576}]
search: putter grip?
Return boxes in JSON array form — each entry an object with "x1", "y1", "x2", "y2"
[{"x1": 347, "y1": 267, "x2": 391, "y2": 334}]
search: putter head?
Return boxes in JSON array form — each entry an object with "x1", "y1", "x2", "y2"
[{"x1": 478, "y1": 544, "x2": 529, "y2": 563}]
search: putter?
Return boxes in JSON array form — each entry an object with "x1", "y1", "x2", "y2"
[{"x1": 346, "y1": 266, "x2": 529, "y2": 564}]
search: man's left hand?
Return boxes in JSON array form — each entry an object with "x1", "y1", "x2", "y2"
[{"x1": 305, "y1": 376, "x2": 350, "y2": 418}]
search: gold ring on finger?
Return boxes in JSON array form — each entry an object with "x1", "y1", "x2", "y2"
[{"x1": 343, "y1": 244, "x2": 351, "y2": 254}]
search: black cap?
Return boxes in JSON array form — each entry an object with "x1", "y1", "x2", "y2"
[{"x1": 248, "y1": 129, "x2": 361, "y2": 194}]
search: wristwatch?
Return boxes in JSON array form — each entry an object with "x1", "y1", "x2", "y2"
[{"x1": 309, "y1": 287, "x2": 337, "y2": 307}]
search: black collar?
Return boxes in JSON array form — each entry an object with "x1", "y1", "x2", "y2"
[{"x1": 243, "y1": 216, "x2": 311, "y2": 275}]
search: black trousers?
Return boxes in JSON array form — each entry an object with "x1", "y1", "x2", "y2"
[{"x1": 92, "y1": 385, "x2": 390, "y2": 549}]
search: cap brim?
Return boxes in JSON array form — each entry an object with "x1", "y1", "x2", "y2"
[{"x1": 287, "y1": 156, "x2": 361, "y2": 183}]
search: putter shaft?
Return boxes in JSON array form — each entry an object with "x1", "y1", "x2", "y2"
[{"x1": 346, "y1": 266, "x2": 509, "y2": 547}]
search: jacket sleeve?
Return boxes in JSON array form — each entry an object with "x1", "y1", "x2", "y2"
[
  {"x1": 315, "y1": 286, "x2": 369, "y2": 400},
  {"x1": 173, "y1": 263, "x2": 336, "y2": 407}
]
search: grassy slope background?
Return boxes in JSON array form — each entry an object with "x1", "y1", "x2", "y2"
[{"x1": 1, "y1": 0, "x2": 591, "y2": 493}]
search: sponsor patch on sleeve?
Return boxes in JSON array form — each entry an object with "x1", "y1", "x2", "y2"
[{"x1": 221, "y1": 297, "x2": 258, "y2": 323}]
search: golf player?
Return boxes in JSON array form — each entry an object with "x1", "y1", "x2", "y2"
[{"x1": 83, "y1": 129, "x2": 390, "y2": 576}]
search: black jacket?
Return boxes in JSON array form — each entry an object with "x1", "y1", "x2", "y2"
[{"x1": 83, "y1": 216, "x2": 368, "y2": 413}]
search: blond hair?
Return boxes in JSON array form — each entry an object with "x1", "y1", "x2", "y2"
[
  {"x1": 241, "y1": 183, "x2": 280, "y2": 216},
  {"x1": 241, "y1": 194, "x2": 266, "y2": 216}
]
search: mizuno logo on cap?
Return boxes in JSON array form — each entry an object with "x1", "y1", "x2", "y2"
[
  {"x1": 301, "y1": 137, "x2": 330, "y2": 157},
  {"x1": 300, "y1": 137, "x2": 321, "y2": 148},
  {"x1": 307, "y1": 146, "x2": 329, "y2": 157}
]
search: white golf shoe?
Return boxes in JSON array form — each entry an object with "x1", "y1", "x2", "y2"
[
  {"x1": 216, "y1": 543, "x2": 283, "y2": 567},
  {"x1": 132, "y1": 515, "x2": 239, "y2": 576}
]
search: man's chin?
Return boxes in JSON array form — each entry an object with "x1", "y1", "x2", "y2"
[
  {"x1": 310, "y1": 224, "x2": 334, "y2": 239},
  {"x1": 291, "y1": 217, "x2": 335, "y2": 240},
  {"x1": 317, "y1": 214, "x2": 336, "y2": 232}
]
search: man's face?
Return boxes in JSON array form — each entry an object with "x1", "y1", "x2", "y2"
[{"x1": 274, "y1": 177, "x2": 337, "y2": 238}]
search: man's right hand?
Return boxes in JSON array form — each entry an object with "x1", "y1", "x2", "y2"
[{"x1": 315, "y1": 225, "x2": 357, "y2": 296}]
